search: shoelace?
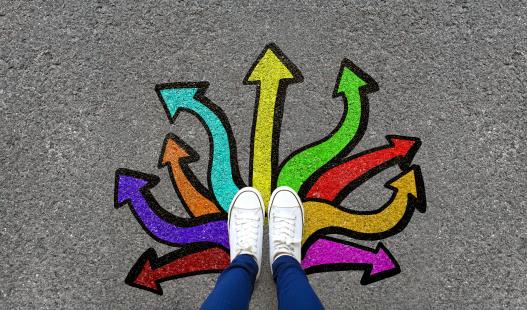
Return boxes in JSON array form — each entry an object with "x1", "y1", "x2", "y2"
[
  {"x1": 234, "y1": 212, "x2": 260, "y2": 256},
  {"x1": 272, "y1": 213, "x2": 299, "y2": 256}
]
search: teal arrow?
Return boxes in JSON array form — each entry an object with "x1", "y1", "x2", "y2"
[
  {"x1": 277, "y1": 59, "x2": 378, "y2": 193},
  {"x1": 156, "y1": 82, "x2": 243, "y2": 211}
]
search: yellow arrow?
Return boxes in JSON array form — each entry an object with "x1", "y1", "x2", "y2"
[
  {"x1": 302, "y1": 166, "x2": 425, "y2": 243},
  {"x1": 244, "y1": 43, "x2": 303, "y2": 204}
]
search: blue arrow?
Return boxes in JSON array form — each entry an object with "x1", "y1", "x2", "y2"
[{"x1": 156, "y1": 82, "x2": 243, "y2": 211}]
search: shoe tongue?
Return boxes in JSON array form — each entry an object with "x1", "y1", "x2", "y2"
[
  {"x1": 237, "y1": 204, "x2": 261, "y2": 210},
  {"x1": 272, "y1": 202, "x2": 299, "y2": 209},
  {"x1": 273, "y1": 208, "x2": 295, "y2": 218}
]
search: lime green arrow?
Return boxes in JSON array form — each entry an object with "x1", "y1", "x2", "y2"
[
  {"x1": 244, "y1": 43, "x2": 303, "y2": 204},
  {"x1": 277, "y1": 59, "x2": 378, "y2": 192}
]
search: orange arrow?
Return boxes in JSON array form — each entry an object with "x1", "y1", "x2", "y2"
[{"x1": 159, "y1": 133, "x2": 221, "y2": 217}]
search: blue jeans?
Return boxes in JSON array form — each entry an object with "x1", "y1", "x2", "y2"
[{"x1": 201, "y1": 254, "x2": 324, "y2": 310}]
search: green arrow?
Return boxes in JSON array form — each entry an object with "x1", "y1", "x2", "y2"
[{"x1": 277, "y1": 59, "x2": 378, "y2": 192}]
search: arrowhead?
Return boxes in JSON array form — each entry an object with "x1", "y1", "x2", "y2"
[
  {"x1": 125, "y1": 249, "x2": 163, "y2": 295},
  {"x1": 159, "y1": 133, "x2": 199, "y2": 167},
  {"x1": 155, "y1": 82, "x2": 208, "y2": 120},
  {"x1": 387, "y1": 135, "x2": 421, "y2": 158},
  {"x1": 387, "y1": 167, "x2": 418, "y2": 198},
  {"x1": 386, "y1": 165, "x2": 426, "y2": 213},
  {"x1": 369, "y1": 243, "x2": 399, "y2": 276},
  {"x1": 133, "y1": 258, "x2": 162, "y2": 293},
  {"x1": 335, "y1": 59, "x2": 378, "y2": 96},
  {"x1": 114, "y1": 169, "x2": 159, "y2": 208},
  {"x1": 244, "y1": 43, "x2": 303, "y2": 84}
]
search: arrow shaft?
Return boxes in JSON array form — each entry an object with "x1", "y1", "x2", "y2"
[
  {"x1": 306, "y1": 146, "x2": 402, "y2": 201},
  {"x1": 301, "y1": 238, "x2": 376, "y2": 270},
  {"x1": 302, "y1": 193, "x2": 408, "y2": 243},
  {"x1": 251, "y1": 79, "x2": 281, "y2": 203},
  {"x1": 159, "y1": 87, "x2": 241, "y2": 212},
  {"x1": 190, "y1": 100, "x2": 240, "y2": 211},
  {"x1": 278, "y1": 89, "x2": 363, "y2": 192},
  {"x1": 170, "y1": 163, "x2": 220, "y2": 216},
  {"x1": 129, "y1": 192, "x2": 228, "y2": 248},
  {"x1": 151, "y1": 247, "x2": 229, "y2": 282}
]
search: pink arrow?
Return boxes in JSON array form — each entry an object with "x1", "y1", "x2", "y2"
[{"x1": 301, "y1": 236, "x2": 400, "y2": 285}]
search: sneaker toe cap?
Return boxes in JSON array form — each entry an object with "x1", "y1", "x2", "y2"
[
  {"x1": 232, "y1": 189, "x2": 263, "y2": 210},
  {"x1": 271, "y1": 188, "x2": 300, "y2": 208}
]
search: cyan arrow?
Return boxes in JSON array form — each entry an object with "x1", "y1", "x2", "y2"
[
  {"x1": 156, "y1": 82, "x2": 244, "y2": 211},
  {"x1": 114, "y1": 168, "x2": 229, "y2": 249}
]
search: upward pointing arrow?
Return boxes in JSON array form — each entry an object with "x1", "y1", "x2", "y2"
[
  {"x1": 278, "y1": 59, "x2": 378, "y2": 192},
  {"x1": 244, "y1": 43, "x2": 303, "y2": 204},
  {"x1": 159, "y1": 133, "x2": 222, "y2": 217},
  {"x1": 156, "y1": 82, "x2": 244, "y2": 212}
]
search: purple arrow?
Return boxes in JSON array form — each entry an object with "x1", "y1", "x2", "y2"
[
  {"x1": 114, "y1": 168, "x2": 229, "y2": 249},
  {"x1": 301, "y1": 236, "x2": 400, "y2": 284}
]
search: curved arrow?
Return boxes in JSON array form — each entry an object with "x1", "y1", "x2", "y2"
[
  {"x1": 126, "y1": 245, "x2": 230, "y2": 295},
  {"x1": 301, "y1": 236, "x2": 400, "y2": 285},
  {"x1": 114, "y1": 168, "x2": 228, "y2": 248},
  {"x1": 244, "y1": 43, "x2": 303, "y2": 204},
  {"x1": 302, "y1": 166, "x2": 426, "y2": 245},
  {"x1": 277, "y1": 59, "x2": 378, "y2": 192},
  {"x1": 305, "y1": 135, "x2": 421, "y2": 202},
  {"x1": 156, "y1": 82, "x2": 244, "y2": 211},
  {"x1": 158, "y1": 133, "x2": 222, "y2": 217}
]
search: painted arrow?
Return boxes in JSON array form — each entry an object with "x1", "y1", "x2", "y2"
[
  {"x1": 243, "y1": 43, "x2": 303, "y2": 204},
  {"x1": 114, "y1": 168, "x2": 229, "y2": 248},
  {"x1": 158, "y1": 133, "x2": 222, "y2": 217},
  {"x1": 277, "y1": 59, "x2": 378, "y2": 192},
  {"x1": 301, "y1": 236, "x2": 400, "y2": 285},
  {"x1": 305, "y1": 135, "x2": 421, "y2": 202},
  {"x1": 156, "y1": 82, "x2": 244, "y2": 212},
  {"x1": 126, "y1": 245, "x2": 230, "y2": 295},
  {"x1": 302, "y1": 165, "x2": 426, "y2": 244}
]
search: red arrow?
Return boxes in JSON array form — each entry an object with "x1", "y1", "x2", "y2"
[
  {"x1": 126, "y1": 245, "x2": 230, "y2": 295},
  {"x1": 305, "y1": 135, "x2": 420, "y2": 202}
]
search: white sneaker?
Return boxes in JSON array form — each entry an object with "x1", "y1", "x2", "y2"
[
  {"x1": 268, "y1": 186, "x2": 304, "y2": 268},
  {"x1": 228, "y1": 187, "x2": 265, "y2": 278}
]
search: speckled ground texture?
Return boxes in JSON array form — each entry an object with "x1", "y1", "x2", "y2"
[{"x1": 1, "y1": 0, "x2": 526, "y2": 309}]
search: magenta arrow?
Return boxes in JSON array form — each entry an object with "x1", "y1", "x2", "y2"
[{"x1": 301, "y1": 237, "x2": 400, "y2": 284}]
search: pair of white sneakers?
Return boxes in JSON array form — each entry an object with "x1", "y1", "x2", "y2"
[{"x1": 228, "y1": 186, "x2": 304, "y2": 279}]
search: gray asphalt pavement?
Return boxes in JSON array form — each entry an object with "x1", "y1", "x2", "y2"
[{"x1": 1, "y1": 0, "x2": 526, "y2": 309}]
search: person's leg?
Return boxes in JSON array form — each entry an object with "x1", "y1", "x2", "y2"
[
  {"x1": 272, "y1": 255, "x2": 324, "y2": 310},
  {"x1": 201, "y1": 187, "x2": 265, "y2": 310},
  {"x1": 201, "y1": 254, "x2": 258, "y2": 310},
  {"x1": 268, "y1": 187, "x2": 324, "y2": 310}
]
